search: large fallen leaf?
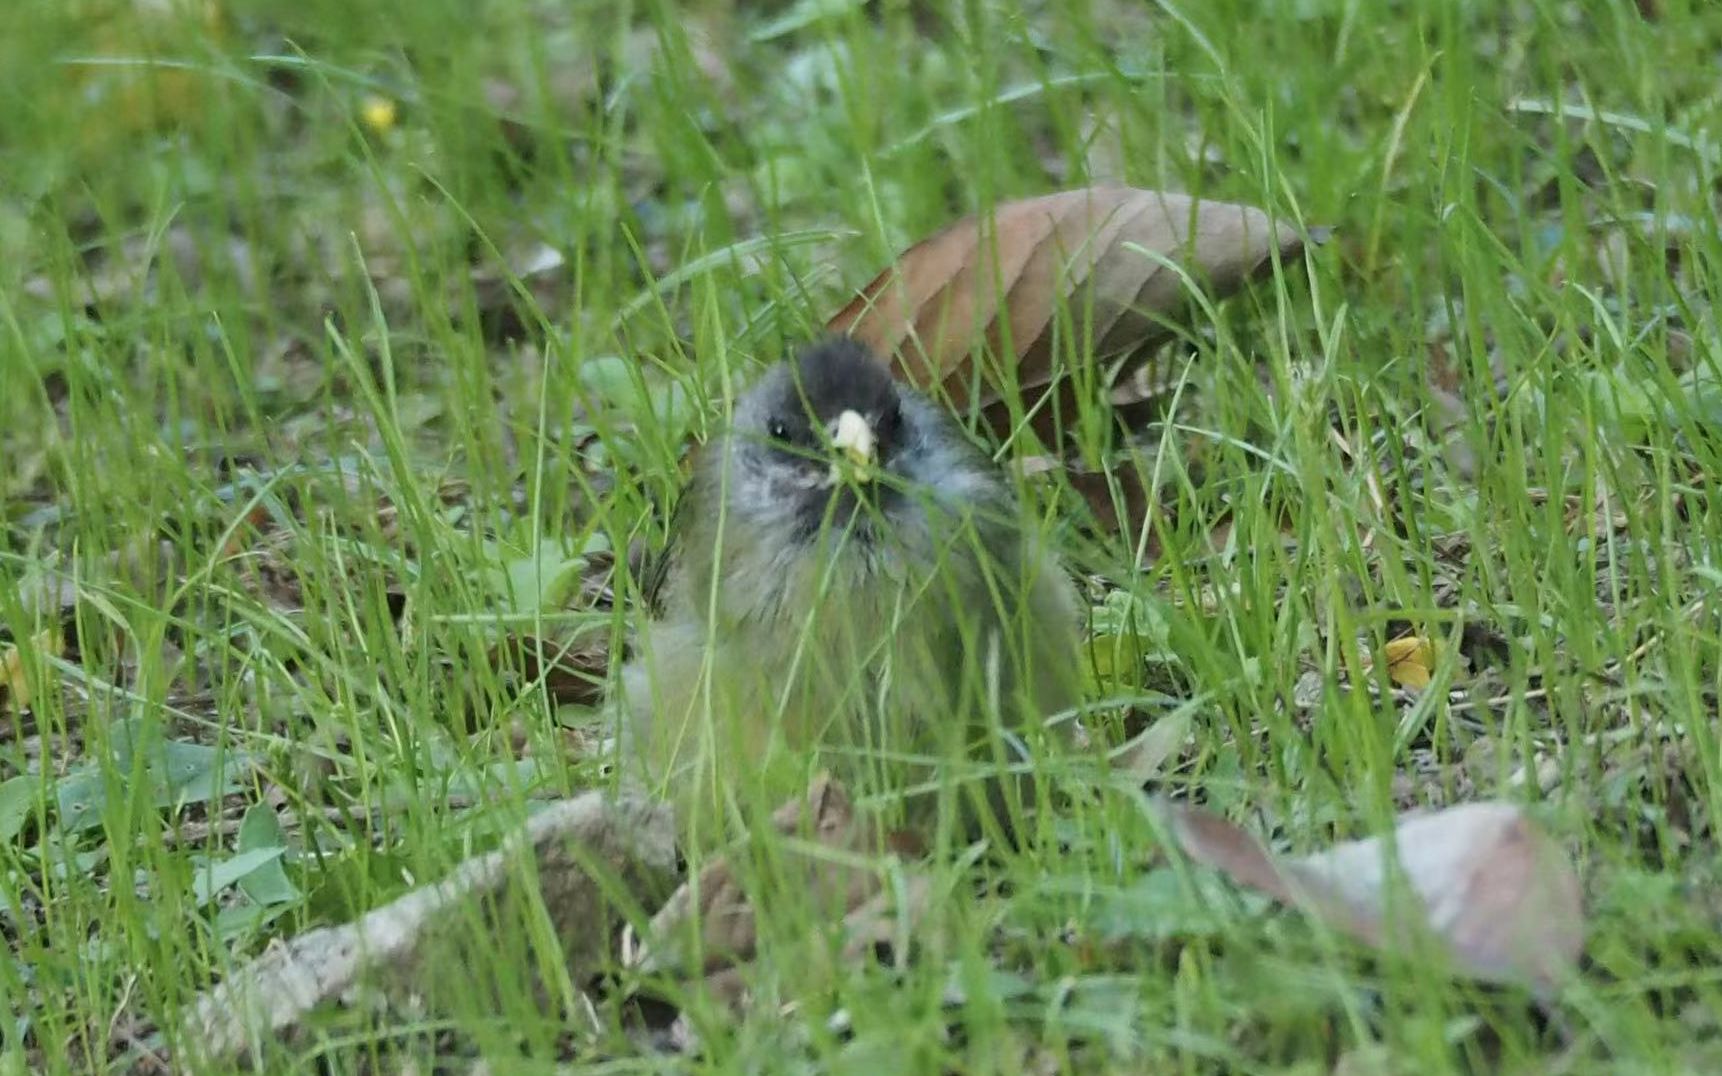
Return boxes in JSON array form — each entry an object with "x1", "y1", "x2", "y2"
[
  {"x1": 1162, "y1": 801, "x2": 1584, "y2": 997},
  {"x1": 827, "y1": 186, "x2": 1314, "y2": 441},
  {"x1": 176, "y1": 788, "x2": 677, "y2": 1066}
]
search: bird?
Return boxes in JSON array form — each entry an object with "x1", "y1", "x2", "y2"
[{"x1": 617, "y1": 336, "x2": 1085, "y2": 840}]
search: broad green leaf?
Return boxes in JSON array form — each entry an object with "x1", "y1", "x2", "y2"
[
  {"x1": 191, "y1": 847, "x2": 287, "y2": 906},
  {"x1": 0, "y1": 775, "x2": 38, "y2": 845},
  {"x1": 1085, "y1": 632, "x2": 1161, "y2": 689},
  {"x1": 501, "y1": 547, "x2": 588, "y2": 615},
  {"x1": 1090, "y1": 589, "x2": 1172, "y2": 642},
  {"x1": 55, "y1": 718, "x2": 253, "y2": 832},
  {"x1": 235, "y1": 803, "x2": 302, "y2": 906},
  {"x1": 212, "y1": 900, "x2": 296, "y2": 944},
  {"x1": 577, "y1": 356, "x2": 697, "y2": 449}
]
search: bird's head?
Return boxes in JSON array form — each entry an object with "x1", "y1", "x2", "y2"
[{"x1": 726, "y1": 337, "x2": 929, "y2": 545}]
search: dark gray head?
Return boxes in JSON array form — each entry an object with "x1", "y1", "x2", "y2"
[
  {"x1": 736, "y1": 336, "x2": 905, "y2": 464},
  {"x1": 719, "y1": 336, "x2": 997, "y2": 546}
]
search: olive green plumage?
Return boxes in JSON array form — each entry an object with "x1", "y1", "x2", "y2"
[{"x1": 619, "y1": 337, "x2": 1084, "y2": 836}]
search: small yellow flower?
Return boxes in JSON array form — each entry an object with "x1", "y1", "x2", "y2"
[
  {"x1": 0, "y1": 629, "x2": 63, "y2": 713},
  {"x1": 1378, "y1": 634, "x2": 1441, "y2": 689},
  {"x1": 360, "y1": 95, "x2": 398, "y2": 134}
]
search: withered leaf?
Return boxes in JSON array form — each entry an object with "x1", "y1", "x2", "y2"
[
  {"x1": 1108, "y1": 710, "x2": 1194, "y2": 784},
  {"x1": 827, "y1": 186, "x2": 1315, "y2": 442},
  {"x1": 837, "y1": 872, "x2": 933, "y2": 964},
  {"x1": 1018, "y1": 453, "x2": 1158, "y2": 543},
  {"x1": 490, "y1": 632, "x2": 611, "y2": 708},
  {"x1": 1162, "y1": 800, "x2": 1584, "y2": 997},
  {"x1": 632, "y1": 777, "x2": 924, "y2": 982}
]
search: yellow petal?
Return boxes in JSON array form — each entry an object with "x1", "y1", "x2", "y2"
[
  {"x1": 1380, "y1": 635, "x2": 1439, "y2": 689},
  {"x1": 0, "y1": 629, "x2": 64, "y2": 713},
  {"x1": 360, "y1": 96, "x2": 398, "y2": 134}
]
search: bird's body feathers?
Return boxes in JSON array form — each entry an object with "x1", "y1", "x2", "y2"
[{"x1": 619, "y1": 339, "x2": 1083, "y2": 830}]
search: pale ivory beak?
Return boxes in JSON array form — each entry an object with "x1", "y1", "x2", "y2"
[{"x1": 829, "y1": 409, "x2": 876, "y2": 483}]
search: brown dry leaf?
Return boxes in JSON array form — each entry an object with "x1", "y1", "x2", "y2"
[
  {"x1": 1377, "y1": 635, "x2": 1442, "y2": 690},
  {"x1": 633, "y1": 777, "x2": 924, "y2": 981},
  {"x1": 175, "y1": 789, "x2": 677, "y2": 1067},
  {"x1": 1109, "y1": 710, "x2": 1194, "y2": 784},
  {"x1": 1018, "y1": 453, "x2": 1157, "y2": 543},
  {"x1": 491, "y1": 632, "x2": 611, "y2": 708},
  {"x1": 837, "y1": 873, "x2": 934, "y2": 964},
  {"x1": 827, "y1": 186, "x2": 1315, "y2": 442},
  {"x1": 0, "y1": 629, "x2": 63, "y2": 713},
  {"x1": 1163, "y1": 801, "x2": 1584, "y2": 997}
]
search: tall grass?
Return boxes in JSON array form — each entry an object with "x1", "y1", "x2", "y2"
[{"x1": 1, "y1": 0, "x2": 1719, "y2": 1070}]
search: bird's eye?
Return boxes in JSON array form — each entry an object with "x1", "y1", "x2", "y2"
[{"x1": 767, "y1": 418, "x2": 790, "y2": 442}]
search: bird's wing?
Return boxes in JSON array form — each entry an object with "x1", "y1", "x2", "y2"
[{"x1": 638, "y1": 482, "x2": 690, "y2": 620}]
